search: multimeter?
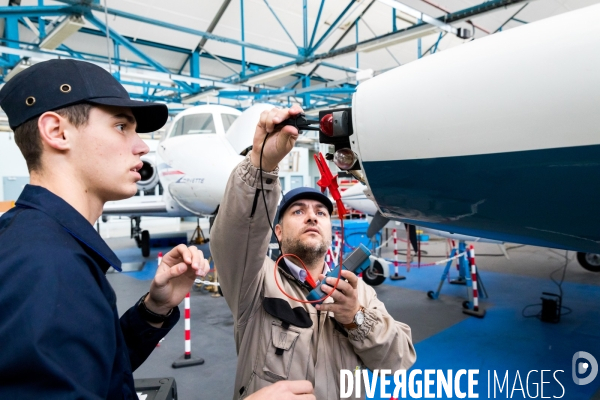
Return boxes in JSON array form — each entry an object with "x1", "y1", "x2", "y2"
[{"x1": 306, "y1": 243, "x2": 372, "y2": 305}]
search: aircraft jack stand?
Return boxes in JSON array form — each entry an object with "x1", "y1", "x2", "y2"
[
  {"x1": 427, "y1": 241, "x2": 487, "y2": 318},
  {"x1": 190, "y1": 218, "x2": 209, "y2": 245}
]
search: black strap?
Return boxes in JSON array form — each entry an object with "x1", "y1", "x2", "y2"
[{"x1": 250, "y1": 189, "x2": 261, "y2": 218}]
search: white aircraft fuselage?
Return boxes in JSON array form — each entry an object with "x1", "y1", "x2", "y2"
[{"x1": 344, "y1": 4, "x2": 600, "y2": 253}]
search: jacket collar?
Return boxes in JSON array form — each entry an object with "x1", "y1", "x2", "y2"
[
  {"x1": 16, "y1": 184, "x2": 122, "y2": 271},
  {"x1": 276, "y1": 257, "x2": 314, "y2": 292}
]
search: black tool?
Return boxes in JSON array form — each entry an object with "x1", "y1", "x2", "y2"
[{"x1": 276, "y1": 113, "x2": 320, "y2": 131}]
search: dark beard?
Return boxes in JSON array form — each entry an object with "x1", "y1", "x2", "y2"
[{"x1": 281, "y1": 236, "x2": 328, "y2": 266}]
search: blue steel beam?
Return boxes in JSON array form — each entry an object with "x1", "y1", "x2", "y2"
[
  {"x1": 308, "y1": 0, "x2": 325, "y2": 50},
  {"x1": 4, "y1": 13, "x2": 20, "y2": 65},
  {"x1": 129, "y1": 93, "x2": 179, "y2": 102},
  {"x1": 0, "y1": 5, "x2": 78, "y2": 18},
  {"x1": 309, "y1": 0, "x2": 356, "y2": 53},
  {"x1": 263, "y1": 0, "x2": 298, "y2": 48},
  {"x1": 191, "y1": 49, "x2": 200, "y2": 90},
  {"x1": 84, "y1": 12, "x2": 196, "y2": 93},
  {"x1": 232, "y1": 59, "x2": 298, "y2": 84},
  {"x1": 304, "y1": 0, "x2": 528, "y2": 63},
  {"x1": 303, "y1": 0, "x2": 308, "y2": 51},
  {"x1": 38, "y1": 0, "x2": 46, "y2": 38},
  {"x1": 56, "y1": 0, "x2": 301, "y2": 60},
  {"x1": 76, "y1": 26, "x2": 338, "y2": 84},
  {"x1": 432, "y1": 32, "x2": 443, "y2": 54},
  {"x1": 493, "y1": 3, "x2": 528, "y2": 33}
]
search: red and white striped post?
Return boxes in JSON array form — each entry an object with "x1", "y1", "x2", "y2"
[
  {"x1": 333, "y1": 231, "x2": 341, "y2": 262},
  {"x1": 463, "y1": 245, "x2": 486, "y2": 318},
  {"x1": 326, "y1": 247, "x2": 335, "y2": 269},
  {"x1": 390, "y1": 228, "x2": 406, "y2": 280},
  {"x1": 172, "y1": 292, "x2": 205, "y2": 368}
]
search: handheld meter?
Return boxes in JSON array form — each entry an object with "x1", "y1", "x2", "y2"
[{"x1": 306, "y1": 243, "x2": 372, "y2": 304}]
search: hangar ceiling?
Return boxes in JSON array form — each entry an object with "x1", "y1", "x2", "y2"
[{"x1": 0, "y1": 0, "x2": 598, "y2": 114}]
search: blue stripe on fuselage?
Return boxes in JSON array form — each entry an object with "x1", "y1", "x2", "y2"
[{"x1": 362, "y1": 144, "x2": 600, "y2": 253}]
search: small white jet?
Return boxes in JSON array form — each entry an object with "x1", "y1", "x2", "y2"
[{"x1": 103, "y1": 104, "x2": 274, "y2": 256}]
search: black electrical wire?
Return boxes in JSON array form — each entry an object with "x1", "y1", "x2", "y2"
[
  {"x1": 521, "y1": 250, "x2": 572, "y2": 319},
  {"x1": 258, "y1": 131, "x2": 281, "y2": 250}
]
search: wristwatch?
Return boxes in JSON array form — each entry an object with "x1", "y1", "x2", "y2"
[
  {"x1": 343, "y1": 306, "x2": 366, "y2": 330},
  {"x1": 136, "y1": 292, "x2": 173, "y2": 324}
]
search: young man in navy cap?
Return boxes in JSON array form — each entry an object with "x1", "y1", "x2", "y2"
[
  {"x1": 211, "y1": 106, "x2": 416, "y2": 399},
  {"x1": 0, "y1": 59, "x2": 213, "y2": 398},
  {"x1": 0, "y1": 59, "x2": 315, "y2": 400}
]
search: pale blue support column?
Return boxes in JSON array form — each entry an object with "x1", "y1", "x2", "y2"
[
  {"x1": 392, "y1": 9, "x2": 397, "y2": 32},
  {"x1": 191, "y1": 49, "x2": 200, "y2": 91},
  {"x1": 240, "y1": 0, "x2": 246, "y2": 78},
  {"x1": 4, "y1": 12, "x2": 19, "y2": 65},
  {"x1": 303, "y1": 0, "x2": 308, "y2": 51},
  {"x1": 417, "y1": 19, "x2": 422, "y2": 59},
  {"x1": 302, "y1": 75, "x2": 310, "y2": 108},
  {"x1": 113, "y1": 41, "x2": 120, "y2": 79},
  {"x1": 38, "y1": 0, "x2": 46, "y2": 38}
]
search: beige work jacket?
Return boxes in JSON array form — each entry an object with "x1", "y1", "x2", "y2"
[{"x1": 210, "y1": 156, "x2": 416, "y2": 399}]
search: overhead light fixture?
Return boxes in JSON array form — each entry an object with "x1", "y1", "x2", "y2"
[
  {"x1": 376, "y1": 0, "x2": 457, "y2": 34},
  {"x1": 245, "y1": 65, "x2": 299, "y2": 85},
  {"x1": 360, "y1": 0, "x2": 471, "y2": 52},
  {"x1": 5, "y1": 59, "x2": 32, "y2": 81},
  {"x1": 181, "y1": 89, "x2": 220, "y2": 104},
  {"x1": 39, "y1": 15, "x2": 85, "y2": 50},
  {"x1": 357, "y1": 24, "x2": 436, "y2": 52}
]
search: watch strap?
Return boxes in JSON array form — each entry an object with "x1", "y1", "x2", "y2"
[
  {"x1": 343, "y1": 306, "x2": 365, "y2": 330},
  {"x1": 137, "y1": 292, "x2": 173, "y2": 324}
]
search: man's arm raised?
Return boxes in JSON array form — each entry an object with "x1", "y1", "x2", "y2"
[{"x1": 210, "y1": 105, "x2": 303, "y2": 322}]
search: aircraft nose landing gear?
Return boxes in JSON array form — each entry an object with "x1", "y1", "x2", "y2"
[{"x1": 131, "y1": 217, "x2": 150, "y2": 257}]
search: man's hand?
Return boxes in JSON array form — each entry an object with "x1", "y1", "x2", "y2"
[
  {"x1": 246, "y1": 380, "x2": 315, "y2": 400},
  {"x1": 145, "y1": 244, "x2": 210, "y2": 318},
  {"x1": 314, "y1": 270, "x2": 361, "y2": 325},
  {"x1": 250, "y1": 104, "x2": 303, "y2": 171}
]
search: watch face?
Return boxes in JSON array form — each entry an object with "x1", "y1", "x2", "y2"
[{"x1": 355, "y1": 311, "x2": 365, "y2": 325}]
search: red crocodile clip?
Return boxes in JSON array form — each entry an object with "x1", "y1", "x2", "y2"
[{"x1": 313, "y1": 152, "x2": 347, "y2": 218}]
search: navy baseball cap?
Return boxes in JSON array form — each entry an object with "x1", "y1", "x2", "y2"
[
  {"x1": 0, "y1": 59, "x2": 168, "y2": 133},
  {"x1": 277, "y1": 187, "x2": 334, "y2": 222}
]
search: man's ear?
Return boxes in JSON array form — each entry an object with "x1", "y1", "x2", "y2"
[
  {"x1": 37, "y1": 111, "x2": 71, "y2": 151},
  {"x1": 275, "y1": 223, "x2": 283, "y2": 242}
]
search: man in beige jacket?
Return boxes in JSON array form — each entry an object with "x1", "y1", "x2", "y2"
[{"x1": 211, "y1": 105, "x2": 416, "y2": 399}]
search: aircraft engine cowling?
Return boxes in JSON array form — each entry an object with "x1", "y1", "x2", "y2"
[{"x1": 136, "y1": 156, "x2": 159, "y2": 191}]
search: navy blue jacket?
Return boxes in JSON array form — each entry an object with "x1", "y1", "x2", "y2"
[{"x1": 0, "y1": 185, "x2": 180, "y2": 399}]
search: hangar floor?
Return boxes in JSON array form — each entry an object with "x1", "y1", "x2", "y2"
[{"x1": 103, "y1": 219, "x2": 600, "y2": 400}]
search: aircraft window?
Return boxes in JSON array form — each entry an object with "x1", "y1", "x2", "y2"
[
  {"x1": 171, "y1": 114, "x2": 216, "y2": 137},
  {"x1": 222, "y1": 114, "x2": 239, "y2": 132}
]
